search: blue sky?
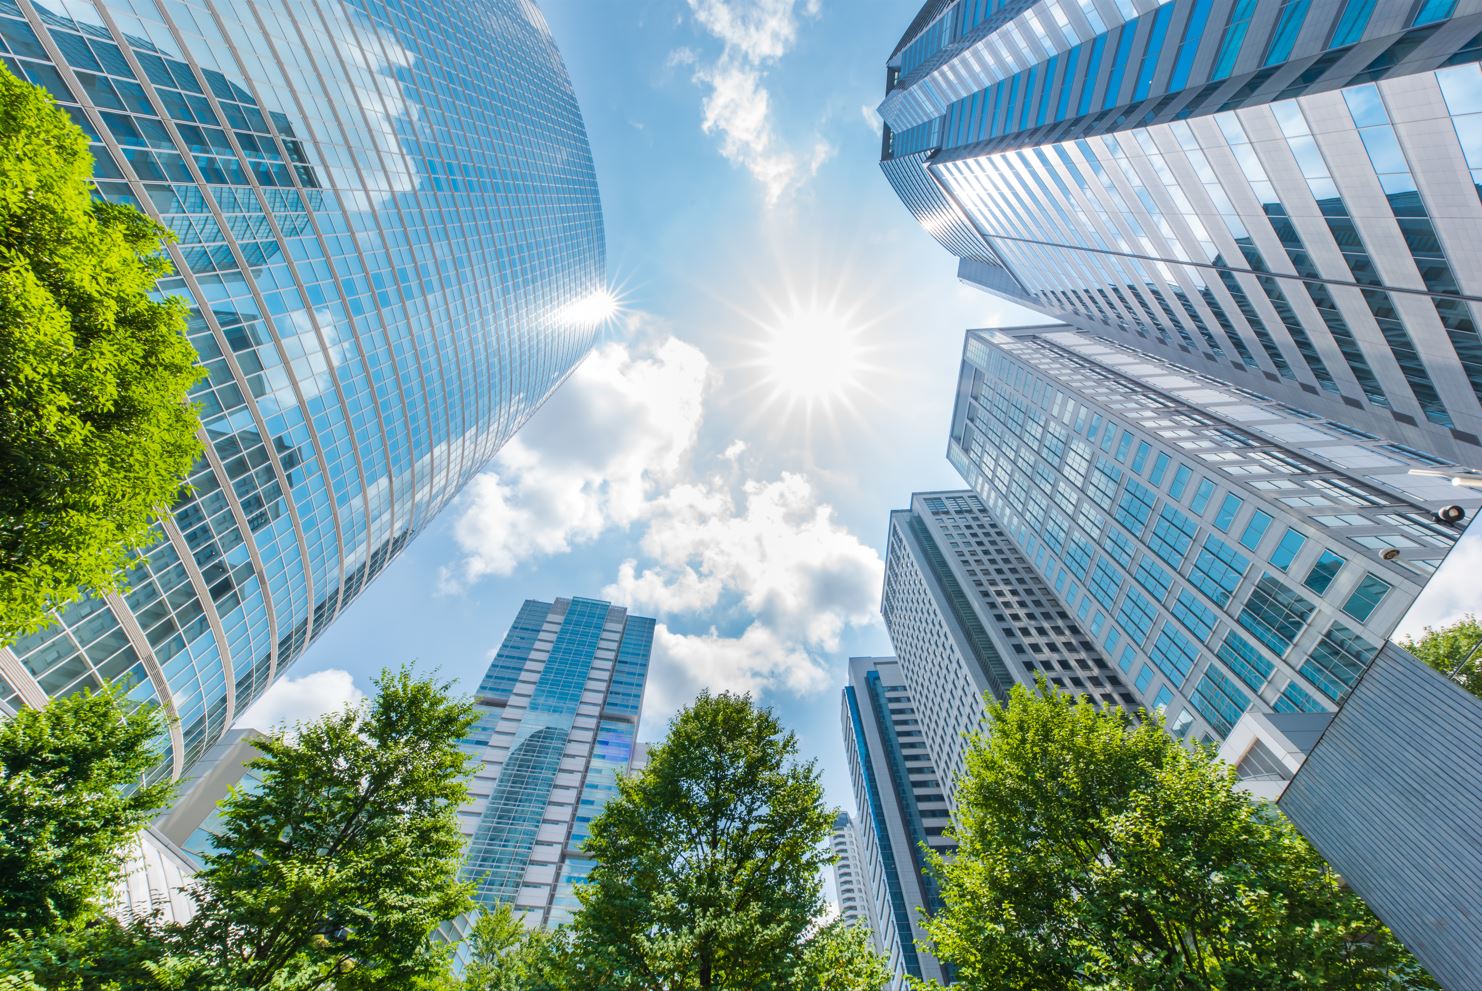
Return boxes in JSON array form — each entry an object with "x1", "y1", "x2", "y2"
[{"x1": 238, "y1": 0, "x2": 1040, "y2": 811}]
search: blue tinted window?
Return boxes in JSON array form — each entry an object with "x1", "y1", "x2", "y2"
[
  {"x1": 1169, "y1": 0, "x2": 1214, "y2": 90},
  {"x1": 1213, "y1": 493, "x2": 1243, "y2": 532},
  {"x1": 1118, "y1": 588, "x2": 1158, "y2": 641},
  {"x1": 1217, "y1": 631, "x2": 1274, "y2": 691},
  {"x1": 1342, "y1": 574, "x2": 1392, "y2": 622},
  {"x1": 1132, "y1": 441, "x2": 1150, "y2": 473},
  {"x1": 1191, "y1": 478, "x2": 1215, "y2": 513},
  {"x1": 1150, "y1": 625, "x2": 1199, "y2": 683},
  {"x1": 1115, "y1": 431, "x2": 1133, "y2": 462},
  {"x1": 1270, "y1": 528, "x2": 1306, "y2": 571},
  {"x1": 1150, "y1": 452, "x2": 1170, "y2": 485},
  {"x1": 1189, "y1": 536, "x2": 1250, "y2": 607},
  {"x1": 1238, "y1": 575, "x2": 1315, "y2": 656},
  {"x1": 1212, "y1": 0, "x2": 1259, "y2": 79},
  {"x1": 1133, "y1": 4, "x2": 1174, "y2": 101},
  {"x1": 1103, "y1": 24, "x2": 1137, "y2": 110},
  {"x1": 1303, "y1": 550, "x2": 1345, "y2": 594},
  {"x1": 1106, "y1": 528, "x2": 1135, "y2": 568},
  {"x1": 1330, "y1": 0, "x2": 1377, "y2": 46},
  {"x1": 1275, "y1": 679, "x2": 1324, "y2": 713},
  {"x1": 1116, "y1": 479, "x2": 1157, "y2": 534},
  {"x1": 1412, "y1": 0, "x2": 1457, "y2": 27},
  {"x1": 1135, "y1": 664, "x2": 1154, "y2": 692},
  {"x1": 1055, "y1": 44, "x2": 1080, "y2": 121},
  {"x1": 1078, "y1": 34, "x2": 1108, "y2": 117},
  {"x1": 1153, "y1": 686, "x2": 1174, "y2": 711},
  {"x1": 1118, "y1": 644, "x2": 1135, "y2": 672},
  {"x1": 1239, "y1": 510, "x2": 1272, "y2": 550},
  {"x1": 1170, "y1": 464, "x2": 1192, "y2": 499},
  {"x1": 1301, "y1": 623, "x2": 1375, "y2": 700},
  {"x1": 1148, "y1": 505, "x2": 1198, "y2": 568},
  {"x1": 1090, "y1": 559, "x2": 1123, "y2": 609},
  {"x1": 1134, "y1": 557, "x2": 1173, "y2": 602},
  {"x1": 1190, "y1": 666, "x2": 1250, "y2": 736},
  {"x1": 1172, "y1": 589, "x2": 1217, "y2": 640},
  {"x1": 1264, "y1": 0, "x2": 1313, "y2": 66}
]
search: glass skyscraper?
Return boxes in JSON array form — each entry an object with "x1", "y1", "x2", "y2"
[
  {"x1": 882, "y1": 0, "x2": 1482, "y2": 466},
  {"x1": 841, "y1": 655, "x2": 954, "y2": 989},
  {"x1": 883, "y1": 490, "x2": 1137, "y2": 785},
  {"x1": 0, "y1": 0, "x2": 605, "y2": 776},
  {"x1": 829, "y1": 812, "x2": 875, "y2": 935},
  {"x1": 949, "y1": 327, "x2": 1482, "y2": 741},
  {"x1": 459, "y1": 597, "x2": 652, "y2": 928}
]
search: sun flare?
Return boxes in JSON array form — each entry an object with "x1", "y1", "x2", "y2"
[{"x1": 760, "y1": 304, "x2": 866, "y2": 407}]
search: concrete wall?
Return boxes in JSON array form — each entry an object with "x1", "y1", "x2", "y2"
[{"x1": 1280, "y1": 645, "x2": 1482, "y2": 990}]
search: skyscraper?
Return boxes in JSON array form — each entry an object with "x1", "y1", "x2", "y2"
[
  {"x1": 841, "y1": 656, "x2": 954, "y2": 989},
  {"x1": 883, "y1": 491, "x2": 1137, "y2": 786},
  {"x1": 949, "y1": 327, "x2": 1482, "y2": 741},
  {"x1": 459, "y1": 597, "x2": 652, "y2": 928},
  {"x1": 882, "y1": 0, "x2": 1482, "y2": 466},
  {"x1": 0, "y1": 0, "x2": 605, "y2": 776},
  {"x1": 829, "y1": 812, "x2": 875, "y2": 935}
]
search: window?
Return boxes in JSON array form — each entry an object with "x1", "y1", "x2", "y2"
[
  {"x1": 1217, "y1": 630, "x2": 1274, "y2": 691},
  {"x1": 1275, "y1": 679, "x2": 1325, "y2": 713},
  {"x1": 1213, "y1": 493, "x2": 1243, "y2": 532},
  {"x1": 1239, "y1": 510, "x2": 1272, "y2": 551},
  {"x1": 1150, "y1": 624, "x2": 1199, "y2": 683},
  {"x1": 1342, "y1": 574, "x2": 1392, "y2": 622},
  {"x1": 1170, "y1": 464, "x2": 1192, "y2": 499},
  {"x1": 1135, "y1": 664, "x2": 1154, "y2": 692},
  {"x1": 1116, "y1": 479, "x2": 1157, "y2": 534},
  {"x1": 1172, "y1": 589, "x2": 1217, "y2": 640},
  {"x1": 1189, "y1": 536, "x2": 1250, "y2": 607},
  {"x1": 1191, "y1": 478, "x2": 1216, "y2": 513},
  {"x1": 1238, "y1": 575, "x2": 1315, "y2": 656},
  {"x1": 1270, "y1": 528, "x2": 1306, "y2": 571},
  {"x1": 1134, "y1": 556, "x2": 1173, "y2": 602},
  {"x1": 1212, "y1": 0, "x2": 1259, "y2": 80},
  {"x1": 1117, "y1": 588, "x2": 1157, "y2": 642},
  {"x1": 1190, "y1": 665, "x2": 1251, "y2": 736},
  {"x1": 1150, "y1": 452, "x2": 1170, "y2": 485},
  {"x1": 1301, "y1": 623, "x2": 1375, "y2": 700},
  {"x1": 1303, "y1": 550, "x2": 1345, "y2": 595}
]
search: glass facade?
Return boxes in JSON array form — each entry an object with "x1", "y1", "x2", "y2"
[
  {"x1": 840, "y1": 656, "x2": 953, "y2": 990},
  {"x1": 948, "y1": 329, "x2": 1476, "y2": 741},
  {"x1": 881, "y1": 0, "x2": 1482, "y2": 466},
  {"x1": 882, "y1": 490, "x2": 1137, "y2": 785},
  {"x1": 458, "y1": 597, "x2": 652, "y2": 929},
  {"x1": 0, "y1": 0, "x2": 605, "y2": 775}
]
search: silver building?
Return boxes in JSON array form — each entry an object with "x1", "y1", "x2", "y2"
[
  {"x1": 0, "y1": 0, "x2": 605, "y2": 776},
  {"x1": 829, "y1": 811, "x2": 876, "y2": 935},
  {"x1": 883, "y1": 491, "x2": 1138, "y2": 787},
  {"x1": 841, "y1": 656, "x2": 955, "y2": 989},
  {"x1": 949, "y1": 327, "x2": 1481, "y2": 741},
  {"x1": 459, "y1": 597, "x2": 652, "y2": 928},
  {"x1": 882, "y1": 0, "x2": 1482, "y2": 467}
]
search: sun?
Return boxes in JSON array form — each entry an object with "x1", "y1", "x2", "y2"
[{"x1": 759, "y1": 304, "x2": 866, "y2": 408}]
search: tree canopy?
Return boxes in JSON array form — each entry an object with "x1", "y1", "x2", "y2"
[
  {"x1": 1399, "y1": 614, "x2": 1482, "y2": 699},
  {"x1": 0, "y1": 62, "x2": 202, "y2": 646},
  {"x1": 568, "y1": 690, "x2": 886, "y2": 991},
  {"x1": 920, "y1": 680, "x2": 1437, "y2": 991},
  {"x1": 0, "y1": 680, "x2": 173, "y2": 933}
]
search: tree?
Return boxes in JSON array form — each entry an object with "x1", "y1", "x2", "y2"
[
  {"x1": 921, "y1": 680, "x2": 1437, "y2": 991},
  {"x1": 569, "y1": 691, "x2": 883, "y2": 991},
  {"x1": 1399, "y1": 614, "x2": 1482, "y2": 699},
  {"x1": 460, "y1": 907, "x2": 573, "y2": 991},
  {"x1": 0, "y1": 681, "x2": 174, "y2": 932},
  {"x1": 0, "y1": 62, "x2": 202, "y2": 646},
  {"x1": 794, "y1": 923, "x2": 892, "y2": 991},
  {"x1": 178, "y1": 667, "x2": 477, "y2": 990}
]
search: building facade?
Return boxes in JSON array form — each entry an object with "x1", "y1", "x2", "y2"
[
  {"x1": 459, "y1": 597, "x2": 652, "y2": 928},
  {"x1": 882, "y1": 0, "x2": 1482, "y2": 467},
  {"x1": 0, "y1": 0, "x2": 606, "y2": 776},
  {"x1": 829, "y1": 812, "x2": 876, "y2": 935},
  {"x1": 948, "y1": 327, "x2": 1480, "y2": 742},
  {"x1": 883, "y1": 490, "x2": 1138, "y2": 787},
  {"x1": 841, "y1": 656, "x2": 954, "y2": 989}
]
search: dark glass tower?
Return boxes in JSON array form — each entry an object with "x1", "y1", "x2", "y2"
[{"x1": 0, "y1": 0, "x2": 606, "y2": 775}]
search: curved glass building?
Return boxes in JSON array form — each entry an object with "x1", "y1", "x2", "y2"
[
  {"x1": 0, "y1": 0, "x2": 605, "y2": 775},
  {"x1": 881, "y1": 0, "x2": 1482, "y2": 467}
]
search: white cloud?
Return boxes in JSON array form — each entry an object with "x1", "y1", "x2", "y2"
[
  {"x1": 680, "y1": 0, "x2": 832, "y2": 204},
  {"x1": 444, "y1": 338, "x2": 709, "y2": 587},
  {"x1": 236, "y1": 668, "x2": 364, "y2": 731},
  {"x1": 1394, "y1": 529, "x2": 1482, "y2": 641}
]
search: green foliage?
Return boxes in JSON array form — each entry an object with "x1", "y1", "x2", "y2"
[
  {"x1": 0, "y1": 682, "x2": 173, "y2": 932},
  {"x1": 179, "y1": 666, "x2": 478, "y2": 990},
  {"x1": 1399, "y1": 614, "x2": 1482, "y2": 698},
  {"x1": 0, "y1": 61, "x2": 202, "y2": 645},
  {"x1": 568, "y1": 690, "x2": 872, "y2": 991},
  {"x1": 794, "y1": 923, "x2": 892, "y2": 991},
  {"x1": 462, "y1": 908, "x2": 574, "y2": 991},
  {"x1": 0, "y1": 913, "x2": 183, "y2": 991},
  {"x1": 920, "y1": 680, "x2": 1437, "y2": 991}
]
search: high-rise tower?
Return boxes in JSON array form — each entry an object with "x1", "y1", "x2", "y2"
[
  {"x1": 882, "y1": 0, "x2": 1482, "y2": 466},
  {"x1": 883, "y1": 491, "x2": 1138, "y2": 786},
  {"x1": 949, "y1": 327, "x2": 1480, "y2": 741},
  {"x1": 841, "y1": 656, "x2": 954, "y2": 989},
  {"x1": 0, "y1": 0, "x2": 605, "y2": 776},
  {"x1": 829, "y1": 812, "x2": 875, "y2": 935},
  {"x1": 459, "y1": 597, "x2": 652, "y2": 928}
]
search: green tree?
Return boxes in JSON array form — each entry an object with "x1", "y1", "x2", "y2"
[
  {"x1": 460, "y1": 907, "x2": 573, "y2": 991},
  {"x1": 0, "y1": 681, "x2": 174, "y2": 932},
  {"x1": 1399, "y1": 614, "x2": 1482, "y2": 698},
  {"x1": 794, "y1": 923, "x2": 892, "y2": 991},
  {"x1": 920, "y1": 680, "x2": 1436, "y2": 991},
  {"x1": 178, "y1": 667, "x2": 477, "y2": 990},
  {"x1": 569, "y1": 691, "x2": 883, "y2": 991},
  {"x1": 0, "y1": 62, "x2": 202, "y2": 646}
]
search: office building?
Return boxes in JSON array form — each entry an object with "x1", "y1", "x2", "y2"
[
  {"x1": 459, "y1": 597, "x2": 652, "y2": 927},
  {"x1": 830, "y1": 811, "x2": 875, "y2": 935},
  {"x1": 841, "y1": 656, "x2": 954, "y2": 988},
  {"x1": 948, "y1": 327, "x2": 1481, "y2": 741},
  {"x1": 0, "y1": 0, "x2": 606, "y2": 777},
  {"x1": 883, "y1": 491, "x2": 1138, "y2": 787},
  {"x1": 882, "y1": 0, "x2": 1482, "y2": 466}
]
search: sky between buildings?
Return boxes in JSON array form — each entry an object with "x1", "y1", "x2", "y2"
[{"x1": 235, "y1": 0, "x2": 1480, "y2": 813}]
